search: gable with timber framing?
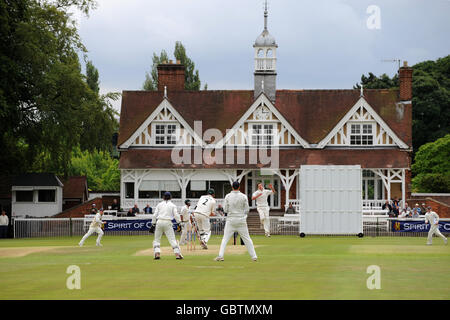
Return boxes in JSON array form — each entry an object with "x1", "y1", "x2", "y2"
[
  {"x1": 119, "y1": 99, "x2": 203, "y2": 148},
  {"x1": 317, "y1": 97, "x2": 409, "y2": 149},
  {"x1": 218, "y1": 94, "x2": 309, "y2": 148}
]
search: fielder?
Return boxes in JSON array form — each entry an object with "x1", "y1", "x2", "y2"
[
  {"x1": 79, "y1": 208, "x2": 106, "y2": 247},
  {"x1": 153, "y1": 192, "x2": 183, "y2": 260},
  {"x1": 424, "y1": 206, "x2": 448, "y2": 245},
  {"x1": 179, "y1": 199, "x2": 192, "y2": 245},
  {"x1": 193, "y1": 189, "x2": 216, "y2": 249},
  {"x1": 215, "y1": 181, "x2": 257, "y2": 262},
  {"x1": 252, "y1": 183, "x2": 276, "y2": 237}
]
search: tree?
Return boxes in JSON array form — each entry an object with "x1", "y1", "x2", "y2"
[
  {"x1": 142, "y1": 42, "x2": 205, "y2": 91},
  {"x1": 142, "y1": 50, "x2": 169, "y2": 91},
  {"x1": 0, "y1": 0, "x2": 118, "y2": 177},
  {"x1": 174, "y1": 41, "x2": 201, "y2": 90},
  {"x1": 67, "y1": 146, "x2": 120, "y2": 191},
  {"x1": 0, "y1": 0, "x2": 94, "y2": 175},
  {"x1": 86, "y1": 60, "x2": 99, "y2": 94},
  {"x1": 79, "y1": 60, "x2": 119, "y2": 153},
  {"x1": 411, "y1": 57, "x2": 450, "y2": 152},
  {"x1": 412, "y1": 134, "x2": 450, "y2": 193},
  {"x1": 354, "y1": 72, "x2": 398, "y2": 89}
]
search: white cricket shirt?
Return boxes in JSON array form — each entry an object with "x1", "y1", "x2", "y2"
[
  {"x1": 154, "y1": 200, "x2": 180, "y2": 222},
  {"x1": 224, "y1": 191, "x2": 249, "y2": 219},
  {"x1": 252, "y1": 189, "x2": 273, "y2": 208},
  {"x1": 90, "y1": 213, "x2": 103, "y2": 228},
  {"x1": 425, "y1": 211, "x2": 440, "y2": 225},
  {"x1": 180, "y1": 205, "x2": 191, "y2": 222},
  {"x1": 194, "y1": 195, "x2": 216, "y2": 217}
]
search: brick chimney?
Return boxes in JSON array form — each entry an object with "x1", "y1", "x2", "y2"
[
  {"x1": 157, "y1": 61, "x2": 185, "y2": 92},
  {"x1": 399, "y1": 61, "x2": 413, "y2": 101}
]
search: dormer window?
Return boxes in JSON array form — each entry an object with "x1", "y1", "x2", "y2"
[
  {"x1": 153, "y1": 123, "x2": 178, "y2": 145},
  {"x1": 350, "y1": 123, "x2": 374, "y2": 145},
  {"x1": 251, "y1": 124, "x2": 274, "y2": 146}
]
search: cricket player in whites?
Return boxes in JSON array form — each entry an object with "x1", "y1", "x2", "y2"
[
  {"x1": 79, "y1": 208, "x2": 106, "y2": 247},
  {"x1": 424, "y1": 206, "x2": 448, "y2": 245},
  {"x1": 215, "y1": 181, "x2": 257, "y2": 262},
  {"x1": 179, "y1": 199, "x2": 191, "y2": 245},
  {"x1": 252, "y1": 183, "x2": 276, "y2": 237},
  {"x1": 193, "y1": 189, "x2": 216, "y2": 249},
  {"x1": 153, "y1": 192, "x2": 183, "y2": 259}
]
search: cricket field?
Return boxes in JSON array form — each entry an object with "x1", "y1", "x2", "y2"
[{"x1": 0, "y1": 235, "x2": 449, "y2": 300}]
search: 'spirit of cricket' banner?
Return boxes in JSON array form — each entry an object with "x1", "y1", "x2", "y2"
[
  {"x1": 391, "y1": 220, "x2": 450, "y2": 233},
  {"x1": 104, "y1": 219, "x2": 179, "y2": 232}
]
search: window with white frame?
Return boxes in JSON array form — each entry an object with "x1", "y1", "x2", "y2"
[
  {"x1": 251, "y1": 124, "x2": 274, "y2": 146},
  {"x1": 350, "y1": 123, "x2": 374, "y2": 145},
  {"x1": 362, "y1": 170, "x2": 384, "y2": 200},
  {"x1": 154, "y1": 124, "x2": 178, "y2": 145}
]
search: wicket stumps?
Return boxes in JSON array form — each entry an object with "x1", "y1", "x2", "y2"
[{"x1": 186, "y1": 227, "x2": 196, "y2": 251}]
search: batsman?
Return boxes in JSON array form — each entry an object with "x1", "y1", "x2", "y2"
[{"x1": 192, "y1": 188, "x2": 216, "y2": 249}]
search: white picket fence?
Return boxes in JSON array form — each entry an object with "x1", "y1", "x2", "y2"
[
  {"x1": 13, "y1": 215, "x2": 227, "y2": 238},
  {"x1": 13, "y1": 215, "x2": 445, "y2": 238}
]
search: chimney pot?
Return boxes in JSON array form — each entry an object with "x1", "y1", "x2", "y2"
[
  {"x1": 399, "y1": 62, "x2": 413, "y2": 101},
  {"x1": 157, "y1": 63, "x2": 185, "y2": 91}
]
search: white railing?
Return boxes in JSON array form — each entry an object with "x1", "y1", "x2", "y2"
[
  {"x1": 269, "y1": 216, "x2": 439, "y2": 236},
  {"x1": 255, "y1": 58, "x2": 276, "y2": 71},
  {"x1": 287, "y1": 199, "x2": 301, "y2": 213},
  {"x1": 121, "y1": 198, "x2": 225, "y2": 212},
  {"x1": 13, "y1": 216, "x2": 227, "y2": 238},
  {"x1": 362, "y1": 200, "x2": 391, "y2": 209},
  {"x1": 288, "y1": 199, "x2": 390, "y2": 216},
  {"x1": 14, "y1": 216, "x2": 441, "y2": 238}
]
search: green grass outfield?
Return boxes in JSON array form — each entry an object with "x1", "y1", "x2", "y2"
[{"x1": 0, "y1": 235, "x2": 449, "y2": 300}]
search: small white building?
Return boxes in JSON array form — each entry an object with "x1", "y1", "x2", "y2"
[{"x1": 12, "y1": 173, "x2": 63, "y2": 218}]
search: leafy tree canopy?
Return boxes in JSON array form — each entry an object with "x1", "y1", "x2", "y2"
[
  {"x1": 0, "y1": 0, "x2": 118, "y2": 177},
  {"x1": 68, "y1": 146, "x2": 120, "y2": 191},
  {"x1": 142, "y1": 41, "x2": 205, "y2": 91},
  {"x1": 412, "y1": 134, "x2": 450, "y2": 193}
]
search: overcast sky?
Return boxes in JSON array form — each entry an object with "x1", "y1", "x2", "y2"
[{"x1": 74, "y1": 0, "x2": 450, "y2": 112}]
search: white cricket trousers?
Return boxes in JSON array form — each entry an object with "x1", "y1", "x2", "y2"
[
  {"x1": 218, "y1": 217, "x2": 257, "y2": 260},
  {"x1": 193, "y1": 213, "x2": 211, "y2": 243},
  {"x1": 179, "y1": 221, "x2": 191, "y2": 245},
  {"x1": 257, "y1": 206, "x2": 270, "y2": 234},
  {"x1": 153, "y1": 220, "x2": 181, "y2": 255},
  {"x1": 79, "y1": 227, "x2": 103, "y2": 245},
  {"x1": 427, "y1": 224, "x2": 447, "y2": 244}
]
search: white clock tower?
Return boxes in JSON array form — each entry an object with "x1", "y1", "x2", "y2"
[{"x1": 254, "y1": 1, "x2": 277, "y2": 102}]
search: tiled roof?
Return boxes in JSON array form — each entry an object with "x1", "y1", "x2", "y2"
[
  {"x1": 62, "y1": 176, "x2": 88, "y2": 199},
  {"x1": 12, "y1": 173, "x2": 64, "y2": 187},
  {"x1": 118, "y1": 89, "x2": 411, "y2": 147}
]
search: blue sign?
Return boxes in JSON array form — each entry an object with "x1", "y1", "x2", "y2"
[
  {"x1": 391, "y1": 220, "x2": 450, "y2": 233},
  {"x1": 104, "y1": 219, "x2": 153, "y2": 231},
  {"x1": 104, "y1": 219, "x2": 179, "y2": 232}
]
